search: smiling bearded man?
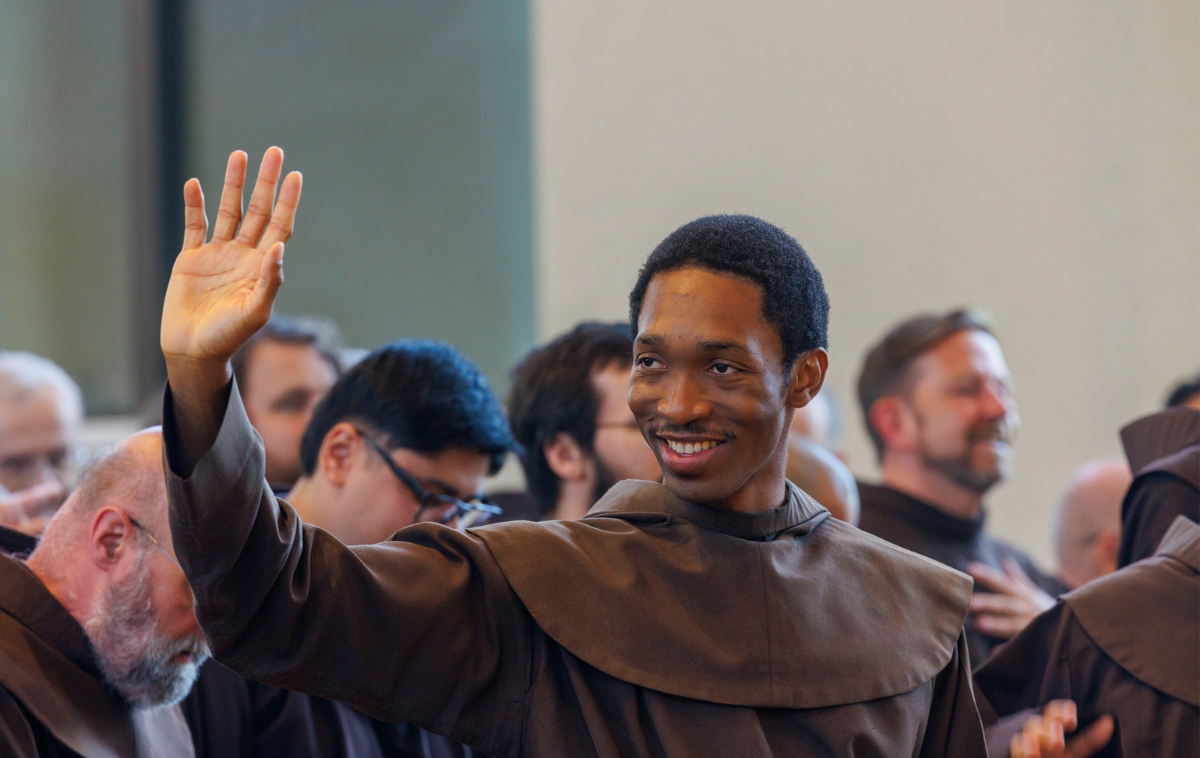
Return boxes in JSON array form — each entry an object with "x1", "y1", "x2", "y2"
[{"x1": 158, "y1": 148, "x2": 985, "y2": 758}]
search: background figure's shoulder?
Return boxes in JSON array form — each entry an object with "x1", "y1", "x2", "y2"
[{"x1": 0, "y1": 682, "x2": 39, "y2": 758}]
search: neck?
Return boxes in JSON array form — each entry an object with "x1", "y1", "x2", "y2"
[
  {"x1": 879, "y1": 454, "x2": 986, "y2": 520},
  {"x1": 25, "y1": 547, "x2": 95, "y2": 630},
  {"x1": 287, "y1": 477, "x2": 338, "y2": 534},
  {"x1": 551, "y1": 479, "x2": 597, "y2": 521}
]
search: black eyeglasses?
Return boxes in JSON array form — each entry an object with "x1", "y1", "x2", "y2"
[{"x1": 355, "y1": 428, "x2": 503, "y2": 529}]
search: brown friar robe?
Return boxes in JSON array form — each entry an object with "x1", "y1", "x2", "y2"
[
  {"x1": 856, "y1": 482, "x2": 1067, "y2": 666},
  {"x1": 163, "y1": 385, "x2": 987, "y2": 758},
  {"x1": 973, "y1": 516, "x2": 1200, "y2": 758},
  {"x1": 1116, "y1": 408, "x2": 1200, "y2": 567},
  {"x1": 0, "y1": 529, "x2": 195, "y2": 758}
]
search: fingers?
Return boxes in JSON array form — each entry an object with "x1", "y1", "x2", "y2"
[
  {"x1": 1003, "y1": 556, "x2": 1033, "y2": 581},
  {"x1": 236, "y1": 147, "x2": 284, "y2": 247},
  {"x1": 257, "y1": 171, "x2": 303, "y2": 252},
  {"x1": 249, "y1": 242, "x2": 286, "y2": 323},
  {"x1": 1066, "y1": 715, "x2": 1114, "y2": 758},
  {"x1": 1043, "y1": 700, "x2": 1078, "y2": 732},
  {"x1": 212, "y1": 150, "x2": 248, "y2": 241},
  {"x1": 181, "y1": 178, "x2": 208, "y2": 251},
  {"x1": 967, "y1": 562, "x2": 1015, "y2": 593},
  {"x1": 970, "y1": 592, "x2": 1025, "y2": 615}
]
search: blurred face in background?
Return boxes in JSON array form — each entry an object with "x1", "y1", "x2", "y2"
[
  {"x1": 590, "y1": 361, "x2": 662, "y2": 494},
  {"x1": 0, "y1": 385, "x2": 78, "y2": 504},
  {"x1": 242, "y1": 340, "x2": 339, "y2": 487},
  {"x1": 901, "y1": 330, "x2": 1018, "y2": 493}
]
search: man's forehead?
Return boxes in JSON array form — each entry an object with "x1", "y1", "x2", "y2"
[
  {"x1": 911, "y1": 329, "x2": 1010, "y2": 382},
  {"x1": 636, "y1": 271, "x2": 775, "y2": 355}
]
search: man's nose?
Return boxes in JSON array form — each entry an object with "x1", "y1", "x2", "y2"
[
  {"x1": 658, "y1": 374, "x2": 712, "y2": 425},
  {"x1": 979, "y1": 381, "x2": 1013, "y2": 419}
]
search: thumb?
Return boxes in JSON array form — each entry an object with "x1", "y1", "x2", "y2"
[{"x1": 1066, "y1": 715, "x2": 1114, "y2": 758}]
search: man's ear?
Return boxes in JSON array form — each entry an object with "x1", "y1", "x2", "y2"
[
  {"x1": 1094, "y1": 531, "x2": 1121, "y2": 575},
  {"x1": 543, "y1": 432, "x2": 592, "y2": 483},
  {"x1": 784, "y1": 348, "x2": 829, "y2": 409},
  {"x1": 89, "y1": 507, "x2": 134, "y2": 572},
  {"x1": 869, "y1": 396, "x2": 918, "y2": 454},
  {"x1": 317, "y1": 422, "x2": 362, "y2": 487}
]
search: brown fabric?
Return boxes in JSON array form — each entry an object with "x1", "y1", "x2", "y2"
[
  {"x1": 974, "y1": 517, "x2": 1200, "y2": 757},
  {"x1": 0, "y1": 540, "x2": 194, "y2": 758},
  {"x1": 479, "y1": 481, "x2": 970, "y2": 708},
  {"x1": 1118, "y1": 409, "x2": 1200, "y2": 567},
  {"x1": 164, "y1": 382, "x2": 988, "y2": 758},
  {"x1": 856, "y1": 482, "x2": 1065, "y2": 666}
]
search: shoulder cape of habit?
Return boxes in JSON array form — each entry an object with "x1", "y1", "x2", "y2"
[
  {"x1": 1120, "y1": 408, "x2": 1200, "y2": 477},
  {"x1": 1065, "y1": 516, "x2": 1200, "y2": 707},
  {"x1": 474, "y1": 480, "x2": 972, "y2": 709}
]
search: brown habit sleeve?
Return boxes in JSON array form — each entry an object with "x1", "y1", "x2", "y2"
[{"x1": 163, "y1": 383, "x2": 530, "y2": 758}]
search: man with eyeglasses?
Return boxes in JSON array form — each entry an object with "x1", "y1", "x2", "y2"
[
  {"x1": 507, "y1": 322, "x2": 662, "y2": 521},
  {"x1": 0, "y1": 351, "x2": 84, "y2": 536},
  {"x1": 160, "y1": 150, "x2": 991, "y2": 757},
  {"x1": 0, "y1": 429, "x2": 203, "y2": 756},
  {"x1": 184, "y1": 338, "x2": 513, "y2": 758}
]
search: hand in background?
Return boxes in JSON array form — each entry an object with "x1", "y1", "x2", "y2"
[
  {"x1": 0, "y1": 481, "x2": 65, "y2": 535},
  {"x1": 1009, "y1": 700, "x2": 1113, "y2": 758},
  {"x1": 968, "y1": 557, "x2": 1056, "y2": 639}
]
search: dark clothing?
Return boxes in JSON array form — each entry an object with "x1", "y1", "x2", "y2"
[
  {"x1": 163, "y1": 383, "x2": 988, "y2": 758},
  {"x1": 0, "y1": 527, "x2": 194, "y2": 758},
  {"x1": 1117, "y1": 408, "x2": 1200, "y2": 566},
  {"x1": 857, "y1": 482, "x2": 1066, "y2": 666},
  {"x1": 184, "y1": 662, "x2": 474, "y2": 758},
  {"x1": 974, "y1": 516, "x2": 1200, "y2": 757}
]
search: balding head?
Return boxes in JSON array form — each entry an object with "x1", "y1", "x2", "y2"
[
  {"x1": 786, "y1": 435, "x2": 860, "y2": 525},
  {"x1": 1053, "y1": 458, "x2": 1131, "y2": 590},
  {"x1": 26, "y1": 428, "x2": 206, "y2": 708}
]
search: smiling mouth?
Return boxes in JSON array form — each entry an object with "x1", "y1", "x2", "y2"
[{"x1": 663, "y1": 439, "x2": 722, "y2": 455}]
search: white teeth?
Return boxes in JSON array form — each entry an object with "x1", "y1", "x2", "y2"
[{"x1": 666, "y1": 440, "x2": 718, "y2": 455}]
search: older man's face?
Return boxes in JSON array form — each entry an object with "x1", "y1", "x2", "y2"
[
  {"x1": 0, "y1": 386, "x2": 76, "y2": 495},
  {"x1": 85, "y1": 521, "x2": 210, "y2": 708}
]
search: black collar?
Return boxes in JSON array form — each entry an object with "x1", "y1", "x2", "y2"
[
  {"x1": 860, "y1": 482, "x2": 987, "y2": 542},
  {"x1": 588, "y1": 480, "x2": 828, "y2": 541}
]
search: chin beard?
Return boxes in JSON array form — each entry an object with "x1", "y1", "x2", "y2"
[
  {"x1": 922, "y1": 453, "x2": 1003, "y2": 494},
  {"x1": 84, "y1": 553, "x2": 210, "y2": 708}
]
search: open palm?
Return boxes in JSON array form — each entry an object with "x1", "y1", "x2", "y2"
[{"x1": 161, "y1": 148, "x2": 303, "y2": 364}]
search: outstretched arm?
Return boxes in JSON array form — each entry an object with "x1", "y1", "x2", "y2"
[{"x1": 161, "y1": 148, "x2": 301, "y2": 473}]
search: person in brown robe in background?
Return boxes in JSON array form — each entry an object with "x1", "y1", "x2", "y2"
[
  {"x1": 973, "y1": 513, "x2": 1199, "y2": 757},
  {"x1": 0, "y1": 431, "x2": 200, "y2": 757},
  {"x1": 854, "y1": 308, "x2": 1067, "y2": 666},
  {"x1": 1114, "y1": 406, "x2": 1199, "y2": 567},
  {"x1": 157, "y1": 149, "x2": 988, "y2": 757}
]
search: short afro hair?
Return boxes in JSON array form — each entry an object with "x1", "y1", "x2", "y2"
[
  {"x1": 627, "y1": 215, "x2": 829, "y2": 371},
  {"x1": 1165, "y1": 371, "x2": 1200, "y2": 409},
  {"x1": 300, "y1": 340, "x2": 514, "y2": 476}
]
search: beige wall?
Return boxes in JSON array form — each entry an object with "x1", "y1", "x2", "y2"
[{"x1": 532, "y1": 1, "x2": 1199, "y2": 565}]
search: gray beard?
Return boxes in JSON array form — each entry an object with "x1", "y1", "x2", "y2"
[{"x1": 84, "y1": 553, "x2": 210, "y2": 708}]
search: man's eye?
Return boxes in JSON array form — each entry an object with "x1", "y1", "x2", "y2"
[
  {"x1": 637, "y1": 356, "x2": 661, "y2": 369},
  {"x1": 711, "y1": 363, "x2": 735, "y2": 375}
]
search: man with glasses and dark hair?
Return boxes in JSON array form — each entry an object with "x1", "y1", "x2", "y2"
[{"x1": 287, "y1": 339, "x2": 513, "y2": 543}]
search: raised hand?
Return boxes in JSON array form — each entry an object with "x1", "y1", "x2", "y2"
[
  {"x1": 160, "y1": 148, "x2": 302, "y2": 469},
  {"x1": 161, "y1": 148, "x2": 302, "y2": 370}
]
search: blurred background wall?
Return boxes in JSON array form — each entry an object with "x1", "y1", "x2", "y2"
[
  {"x1": 1, "y1": 0, "x2": 1196, "y2": 563},
  {"x1": 532, "y1": 0, "x2": 1199, "y2": 562}
]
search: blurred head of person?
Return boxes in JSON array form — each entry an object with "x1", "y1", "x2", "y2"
[
  {"x1": 857, "y1": 309, "x2": 1018, "y2": 518},
  {"x1": 1165, "y1": 371, "x2": 1200, "y2": 411},
  {"x1": 288, "y1": 340, "x2": 515, "y2": 545},
  {"x1": 1052, "y1": 457, "x2": 1131, "y2": 590},
  {"x1": 788, "y1": 389, "x2": 848, "y2": 463},
  {"x1": 25, "y1": 429, "x2": 208, "y2": 707},
  {"x1": 785, "y1": 433, "x2": 860, "y2": 524},
  {"x1": 625, "y1": 215, "x2": 829, "y2": 512},
  {"x1": 231, "y1": 315, "x2": 342, "y2": 489},
  {"x1": 508, "y1": 322, "x2": 662, "y2": 521},
  {"x1": 0, "y1": 352, "x2": 84, "y2": 531}
]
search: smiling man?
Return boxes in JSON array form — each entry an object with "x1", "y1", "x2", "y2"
[
  {"x1": 158, "y1": 149, "x2": 985, "y2": 757},
  {"x1": 855, "y1": 310, "x2": 1066, "y2": 665}
]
